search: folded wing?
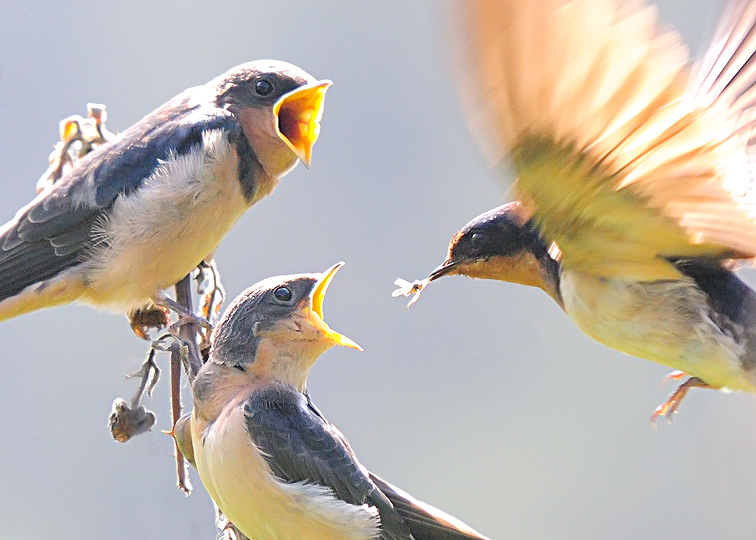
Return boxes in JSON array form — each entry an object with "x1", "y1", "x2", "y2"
[{"x1": 0, "y1": 98, "x2": 238, "y2": 302}]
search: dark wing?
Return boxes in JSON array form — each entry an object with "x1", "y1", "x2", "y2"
[
  {"x1": 368, "y1": 474, "x2": 491, "y2": 540},
  {"x1": 672, "y1": 258, "x2": 756, "y2": 373},
  {"x1": 0, "y1": 95, "x2": 241, "y2": 301},
  {"x1": 244, "y1": 386, "x2": 411, "y2": 540}
]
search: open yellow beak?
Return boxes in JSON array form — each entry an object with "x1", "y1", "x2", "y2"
[
  {"x1": 309, "y1": 262, "x2": 362, "y2": 351},
  {"x1": 274, "y1": 79, "x2": 332, "y2": 168}
]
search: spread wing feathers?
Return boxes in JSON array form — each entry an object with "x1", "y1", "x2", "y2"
[
  {"x1": 243, "y1": 388, "x2": 412, "y2": 540},
  {"x1": 453, "y1": 0, "x2": 756, "y2": 280},
  {"x1": 368, "y1": 474, "x2": 491, "y2": 540},
  {"x1": 0, "y1": 97, "x2": 239, "y2": 302}
]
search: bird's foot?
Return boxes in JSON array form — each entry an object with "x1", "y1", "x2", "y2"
[
  {"x1": 153, "y1": 293, "x2": 213, "y2": 335},
  {"x1": 128, "y1": 303, "x2": 171, "y2": 340},
  {"x1": 196, "y1": 259, "x2": 226, "y2": 323},
  {"x1": 661, "y1": 370, "x2": 686, "y2": 384},
  {"x1": 650, "y1": 376, "x2": 712, "y2": 427}
]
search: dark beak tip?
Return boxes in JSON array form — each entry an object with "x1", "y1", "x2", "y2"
[{"x1": 428, "y1": 259, "x2": 458, "y2": 281}]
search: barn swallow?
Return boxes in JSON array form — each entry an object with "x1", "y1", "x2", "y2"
[
  {"x1": 179, "y1": 263, "x2": 490, "y2": 540},
  {"x1": 0, "y1": 60, "x2": 330, "y2": 323},
  {"x1": 395, "y1": 0, "x2": 756, "y2": 422}
]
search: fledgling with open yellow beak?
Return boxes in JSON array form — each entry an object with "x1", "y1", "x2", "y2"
[
  {"x1": 179, "y1": 263, "x2": 491, "y2": 540},
  {"x1": 395, "y1": 0, "x2": 756, "y2": 423},
  {"x1": 0, "y1": 60, "x2": 330, "y2": 329}
]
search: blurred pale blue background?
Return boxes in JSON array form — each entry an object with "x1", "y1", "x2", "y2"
[{"x1": 1, "y1": 1, "x2": 755, "y2": 539}]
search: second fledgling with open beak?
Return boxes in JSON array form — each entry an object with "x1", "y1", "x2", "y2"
[{"x1": 179, "y1": 263, "x2": 491, "y2": 540}]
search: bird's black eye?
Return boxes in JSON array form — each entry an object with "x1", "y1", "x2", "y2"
[
  {"x1": 470, "y1": 232, "x2": 485, "y2": 246},
  {"x1": 273, "y1": 286, "x2": 293, "y2": 303},
  {"x1": 254, "y1": 79, "x2": 274, "y2": 97}
]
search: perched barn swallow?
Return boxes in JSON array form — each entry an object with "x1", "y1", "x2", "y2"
[
  {"x1": 0, "y1": 60, "x2": 330, "y2": 322},
  {"x1": 395, "y1": 0, "x2": 756, "y2": 422},
  {"x1": 177, "y1": 263, "x2": 490, "y2": 540}
]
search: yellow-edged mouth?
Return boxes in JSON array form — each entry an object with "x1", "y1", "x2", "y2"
[
  {"x1": 274, "y1": 80, "x2": 332, "y2": 168},
  {"x1": 308, "y1": 262, "x2": 362, "y2": 351}
]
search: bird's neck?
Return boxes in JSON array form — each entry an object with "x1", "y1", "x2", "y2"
[
  {"x1": 192, "y1": 363, "x2": 255, "y2": 424},
  {"x1": 510, "y1": 249, "x2": 563, "y2": 307},
  {"x1": 245, "y1": 336, "x2": 328, "y2": 393},
  {"x1": 232, "y1": 127, "x2": 282, "y2": 204},
  {"x1": 193, "y1": 344, "x2": 321, "y2": 423},
  {"x1": 539, "y1": 251, "x2": 563, "y2": 308},
  {"x1": 248, "y1": 170, "x2": 281, "y2": 205},
  {"x1": 517, "y1": 221, "x2": 564, "y2": 308},
  {"x1": 233, "y1": 105, "x2": 299, "y2": 191}
]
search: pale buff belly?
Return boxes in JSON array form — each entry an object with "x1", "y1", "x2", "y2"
[
  {"x1": 80, "y1": 133, "x2": 251, "y2": 310},
  {"x1": 559, "y1": 270, "x2": 756, "y2": 392},
  {"x1": 191, "y1": 402, "x2": 378, "y2": 540}
]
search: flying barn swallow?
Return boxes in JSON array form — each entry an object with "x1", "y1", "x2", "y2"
[
  {"x1": 395, "y1": 0, "x2": 756, "y2": 421},
  {"x1": 176, "y1": 263, "x2": 491, "y2": 540},
  {"x1": 0, "y1": 60, "x2": 330, "y2": 323}
]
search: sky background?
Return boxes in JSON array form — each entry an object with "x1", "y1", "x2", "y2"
[{"x1": 1, "y1": 1, "x2": 755, "y2": 539}]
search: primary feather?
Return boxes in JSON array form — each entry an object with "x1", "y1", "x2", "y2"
[{"x1": 453, "y1": 0, "x2": 756, "y2": 281}]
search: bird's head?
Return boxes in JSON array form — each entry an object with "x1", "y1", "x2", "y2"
[
  {"x1": 430, "y1": 202, "x2": 551, "y2": 286},
  {"x1": 215, "y1": 60, "x2": 331, "y2": 177},
  {"x1": 394, "y1": 202, "x2": 561, "y2": 308},
  {"x1": 207, "y1": 262, "x2": 361, "y2": 392}
]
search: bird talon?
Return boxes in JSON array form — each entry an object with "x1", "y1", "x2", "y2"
[
  {"x1": 649, "y1": 402, "x2": 677, "y2": 428},
  {"x1": 650, "y1": 376, "x2": 712, "y2": 428},
  {"x1": 661, "y1": 370, "x2": 687, "y2": 386},
  {"x1": 167, "y1": 313, "x2": 213, "y2": 336},
  {"x1": 154, "y1": 292, "x2": 213, "y2": 335}
]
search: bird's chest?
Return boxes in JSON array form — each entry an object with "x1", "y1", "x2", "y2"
[
  {"x1": 192, "y1": 400, "x2": 375, "y2": 540},
  {"x1": 559, "y1": 270, "x2": 754, "y2": 390},
  {"x1": 192, "y1": 402, "x2": 280, "y2": 533},
  {"x1": 84, "y1": 140, "x2": 251, "y2": 306}
]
